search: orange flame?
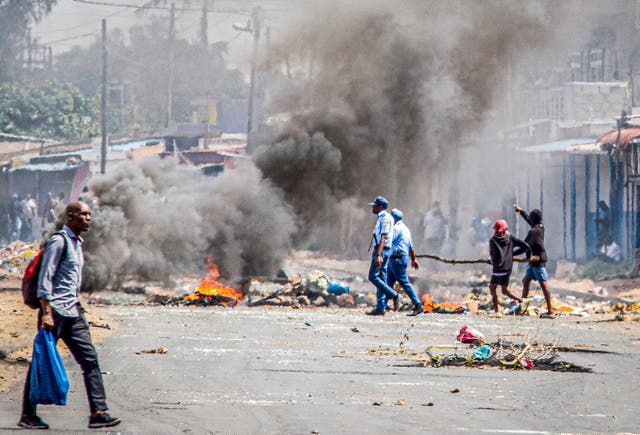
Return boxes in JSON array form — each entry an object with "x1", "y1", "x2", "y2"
[
  {"x1": 421, "y1": 293, "x2": 464, "y2": 313},
  {"x1": 185, "y1": 256, "x2": 243, "y2": 306}
]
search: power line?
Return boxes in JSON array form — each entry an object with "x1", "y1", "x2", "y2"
[
  {"x1": 70, "y1": 0, "x2": 251, "y2": 15},
  {"x1": 41, "y1": 31, "x2": 98, "y2": 45}
]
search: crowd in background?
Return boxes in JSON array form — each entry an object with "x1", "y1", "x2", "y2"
[{"x1": 1, "y1": 192, "x2": 65, "y2": 245}]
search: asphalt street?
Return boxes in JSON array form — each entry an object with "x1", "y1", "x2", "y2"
[{"x1": 2, "y1": 306, "x2": 639, "y2": 433}]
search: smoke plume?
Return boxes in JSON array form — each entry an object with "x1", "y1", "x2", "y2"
[
  {"x1": 255, "y1": 0, "x2": 561, "y2": 247},
  {"x1": 81, "y1": 159, "x2": 296, "y2": 289}
]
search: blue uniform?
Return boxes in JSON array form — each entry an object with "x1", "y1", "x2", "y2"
[
  {"x1": 387, "y1": 221, "x2": 420, "y2": 305},
  {"x1": 368, "y1": 210, "x2": 397, "y2": 312}
]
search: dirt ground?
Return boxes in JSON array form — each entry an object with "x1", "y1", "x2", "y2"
[{"x1": 0, "y1": 278, "x2": 113, "y2": 393}]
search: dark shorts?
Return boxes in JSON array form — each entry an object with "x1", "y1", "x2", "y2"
[{"x1": 490, "y1": 273, "x2": 510, "y2": 286}]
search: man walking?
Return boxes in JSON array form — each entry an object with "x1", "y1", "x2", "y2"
[
  {"x1": 387, "y1": 209, "x2": 424, "y2": 316},
  {"x1": 366, "y1": 196, "x2": 399, "y2": 316},
  {"x1": 18, "y1": 201, "x2": 121, "y2": 430}
]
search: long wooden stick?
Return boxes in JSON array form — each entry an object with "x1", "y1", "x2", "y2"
[{"x1": 415, "y1": 253, "x2": 530, "y2": 265}]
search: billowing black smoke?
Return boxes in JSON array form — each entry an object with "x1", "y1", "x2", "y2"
[{"x1": 80, "y1": 159, "x2": 296, "y2": 289}]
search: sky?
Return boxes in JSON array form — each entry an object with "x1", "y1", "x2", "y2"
[{"x1": 32, "y1": 0, "x2": 292, "y2": 72}]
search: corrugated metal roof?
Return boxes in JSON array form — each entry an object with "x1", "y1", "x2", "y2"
[
  {"x1": 9, "y1": 160, "x2": 88, "y2": 172},
  {"x1": 518, "y1": 137, "x2": 597, "y2": 153},
  {"x1": 596, "y1": 128, "x2": 640, "y2": 150}
]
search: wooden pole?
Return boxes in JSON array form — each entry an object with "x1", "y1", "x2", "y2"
[
  {"x1": 415, "y1": 253, "x2": 531, "y2": 265},
  {"x1": 166, "y1": 2, "x2": 175, "y2": 128},
  {"x1": 100, "y1": 19, "x2": 107, "y2": 175}
]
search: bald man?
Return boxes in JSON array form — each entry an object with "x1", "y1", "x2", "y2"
[{"x1": 18, "y1": 202, "x2": 121, "y2": 430}]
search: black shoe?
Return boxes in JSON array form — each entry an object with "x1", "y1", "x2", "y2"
[
  {"x1": 17, "y1": 414, "x2": 49, "y2": 430},
  {"x1": 392, "y1": 295, "x2": 400, "y2": 311},
  {"x1": 88, "y1": 412, "x2": 121, "y2": 429},
  {"x1": 366, "y1": 309, "x2": 385, "y2": 316},
  {"x1": 407, "y1": 304, "x2": 424, "y2": 317}
]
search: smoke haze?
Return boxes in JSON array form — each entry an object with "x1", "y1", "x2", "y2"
[
  {"x1": 81, "y1": 159, "x2": 295, "y2": 289},
  {"x1": 79, "y1": 0, "x2": 615, "y2": 285}
]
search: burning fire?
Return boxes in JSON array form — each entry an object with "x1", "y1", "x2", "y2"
[
  {"x1": 184, "y1": 256, "x2": 243, "y2": 306},
  {"x1": 421, "y1": 294, "x2": 464, "y2": 313}
]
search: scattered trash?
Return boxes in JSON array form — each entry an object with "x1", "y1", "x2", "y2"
[
  {"x1": 350, "y1": 327, "x2": 360, "y2": 333},
  {"x1": 471, "y1": 345, "x2": 493, "y2": 360},
  {"x1": 88, "y1": 321, "x2": 111, "y2": 330},
  {"x1": 304, "y1": 322, "x2": 314, "y2": 327},
  {"x1": 456, "y1": 325, "x2": 486, "y2": 345},
  {"x1": 136, "y1": 347, "x2": 168, "y2": 355},
  {"x1": 422, "y1": 402, "x2": 434, "y2": 407},
  {"x1": 450, "y1": 388, "x2": 460, "y2": 393},
  {"x1": 310, "y1": 429, "x2": 319, "y2": 434},
  {"x1": 519, "y1": 357, "x2": 533, "y2": 369},
  {"x1": 372, "y1": 402, "x2": 382, "y2": 406},
  {"x1": 327, "y1": 280, "x2": 349, "y2": 295},
  {"x1": 395, "y1": 399, "x2": 407, "y2": 406}
]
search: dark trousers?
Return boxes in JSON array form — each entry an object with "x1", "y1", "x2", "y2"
[{"x1": 22, "y1": 310, "x2": 108, "y2": 416}]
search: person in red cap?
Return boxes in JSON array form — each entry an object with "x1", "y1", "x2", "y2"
[{"x1": 488, "y1": 219, "x2": 532, "y2": 313}]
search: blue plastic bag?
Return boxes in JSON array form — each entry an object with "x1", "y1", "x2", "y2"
[
  {"x1": 471, "y1": 344, "x2": 493, "y2": 360},
  {"x1": 29, "y1": 328, "x2": 69, "y2": 406},
  {"x1": 327, "y1": 280, "x2": 349, "y2": 295}
]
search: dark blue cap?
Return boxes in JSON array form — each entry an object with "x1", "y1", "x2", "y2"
[{"x1": 368, "y1": 196, "x2": 389, "y2": 208}]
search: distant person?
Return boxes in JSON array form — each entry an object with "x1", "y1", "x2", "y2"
[
  {"x1": 20, "y1": 194, "x2": 37, "y2": 241},
  {"x1": 514, "y1": 205, "x2": 554, "y2": 318},
  {"x1": 600, "y1": 234, "x2": 622, "y2": 262},
  {"x1": 18, "y1": 201, "x2": 121, "y2": 430},
  {"x1": 423, "y1": 201, "x2": 447, "y2": 253},
  {"x1": 366, "y1": 196, "x2": 399, "y2": 316},
  {"x1": 488, "y1": 219, "x2": 532, "y2": 313},
  {"x1": 42, "y1": 192, "x2": 58, "y2": 227},
  {"x1": 595, "y1": 200, "x2": 611, "y2": 248},
  {"x1": 387, "y1": 209, "x2": 424, "y2": 316},
  {"x1": 471, "y1": 214, "x2": 491, "y2": 247},
  {"x1": 9, "y1": 193, "x2": 22, "y2": 242}
]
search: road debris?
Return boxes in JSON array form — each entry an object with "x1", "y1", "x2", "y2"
[{"x1": 135, "y1": 347, "x2": 168, "y2": 355}]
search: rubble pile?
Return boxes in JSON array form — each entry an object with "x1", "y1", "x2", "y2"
[
  {"x1": 0, "y1": 241, "x2": 39, "y2": 275},
  {"x1": 246, "y1": 271, "x2": 370, "y2": 309},
  {"x1": 421, "y1": 325, "x2": 597, "y2": 372}
]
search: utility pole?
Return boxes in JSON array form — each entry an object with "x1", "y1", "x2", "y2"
[
  {"x1": 101, "y1": 18, "x2": 108, "y2": 175},
  {"x1": 200, "y1": 0, "x2": 209, "y2": 51},
  {"x1": 246, "y1": 6, "x2": 262, "y2": 154},
  {"x1": 166, "y1": 2, "x2": 176, "y2": 128}
]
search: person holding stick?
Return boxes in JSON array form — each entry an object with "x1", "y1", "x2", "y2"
[
  {"x1": 488, "y1": 219, "x2": 532, "y2": 313},
  {"x1": 514, "y1": 205, "x2": 554, "y2": 318}
]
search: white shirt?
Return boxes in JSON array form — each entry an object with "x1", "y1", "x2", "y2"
[
  {"x1": 423, "y1": 209, "x2": 445, "y2": 240},
  {"x1": 601, "y1": 242, "x2": 621, "y2": 262}
]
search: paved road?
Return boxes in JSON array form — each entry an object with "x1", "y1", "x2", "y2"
[{"x1": 2, "y1": 306, "x2": 639, "y2": 433}]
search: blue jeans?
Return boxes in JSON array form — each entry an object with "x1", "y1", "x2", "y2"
[
  {"x1": 368, "y1": 251, "x2": 397, "y2": 312},
  {"x1": 387, "y1": 255, "x2": 420, "y2": 305}
]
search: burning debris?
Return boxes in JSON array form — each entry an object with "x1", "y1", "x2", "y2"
[{"x1": 182, "y1": 256, "x2": 243, "y2": 307}]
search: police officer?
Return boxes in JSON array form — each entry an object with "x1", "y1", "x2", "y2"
[
  {"x1": 387, "y1": 208, "x2": 424, "y2": 316},
  {"x1": 366, "y1": 196, "x2": 399, "y2": 316}
]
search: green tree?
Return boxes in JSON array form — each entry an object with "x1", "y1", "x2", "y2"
[
  {"x1": 0, "y1": 81, "x2": 99, "y2": 140},
  {"x1": 0, "y1": 0, "x2": 57, "y2": 82},
  {"x1": 53, "y1": 18, "x2": 246, "y2": 131}
]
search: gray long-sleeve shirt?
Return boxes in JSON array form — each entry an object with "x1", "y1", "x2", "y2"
[{"x1": 37, "y1": 225, "x2": 84, "y2": 317}]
